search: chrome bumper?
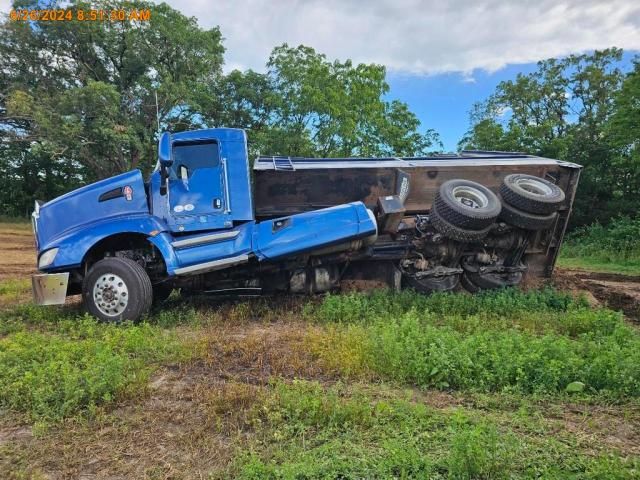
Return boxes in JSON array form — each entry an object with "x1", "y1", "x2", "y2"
[{"x1": 32, "y1": 272, "x2": 69, "y2": 305}]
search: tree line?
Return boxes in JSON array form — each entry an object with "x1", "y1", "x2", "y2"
[
  {"x1": 1, "y1": 1, "x2": 638, "y2": 229},
  {"x1": 459, "y1": 48, "x2": 640, "y2": 228}
]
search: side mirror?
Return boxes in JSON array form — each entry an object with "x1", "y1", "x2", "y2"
[
  {"x1": 158, "y1": 132, "x2": 172, "y2": 196},
  {"x1": 158, "y1": 132, "x2": 173, "y2": 167}
]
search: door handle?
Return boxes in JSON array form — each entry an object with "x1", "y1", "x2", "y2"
[{"x1": 221, "y1": 158, "x2": 231, "y2": 214}]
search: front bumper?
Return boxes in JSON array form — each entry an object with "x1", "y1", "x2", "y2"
[{"x1": 32, "y1": 272, "x2": 69, "y2": 305}]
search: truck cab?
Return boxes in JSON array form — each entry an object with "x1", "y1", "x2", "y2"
[
  {"x1": 149, "y1": 128, "x2": 254, "y2": 233},
  {"x1": 31, "y1": 128, "x2": 378, "y2": 322}
]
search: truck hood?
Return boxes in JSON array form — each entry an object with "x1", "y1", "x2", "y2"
[{"x1": 34, "y1": 170, "x2": 149, "y2": 252}]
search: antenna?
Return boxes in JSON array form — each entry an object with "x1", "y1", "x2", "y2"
[{"x1": 155, "y1": 90, "x2": 160, "y2": 134}]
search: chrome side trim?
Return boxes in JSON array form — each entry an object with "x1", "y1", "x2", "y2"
[
  {"x1": 173, "y1": 253, "x2": 249, "y2": 276},
  {"x1": 171, "y1": 230, "x2": 239, "y2": 249},
  {"x1": 32, "y1": 272, "x2": 69, "y2": 305}
]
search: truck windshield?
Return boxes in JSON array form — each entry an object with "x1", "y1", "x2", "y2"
[{"x1": 171, "y1": 140, "x2": 219, "y2": 178}]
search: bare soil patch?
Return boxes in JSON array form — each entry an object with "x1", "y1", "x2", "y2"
[
  {"x1": 0, "y1": 225, "x2": 35, "y2": 281},
  {"x1": 555, "y1": 268, "x2": 640, "y2": 320}
]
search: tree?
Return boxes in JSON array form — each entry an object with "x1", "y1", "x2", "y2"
[
  {"x1": 604, "y1": 61, "x2": 640, "y2": 217},
  {"x1": 0, "y1": 0, "x2": 224, "y2": 212},
  {"x1": 460, "y1": 48, "x2": 630, "y2": 228},
  {"x1": 211, "y1": 45, "x2": 441, "y2": 158},
  {"x1": 0, "y1": 4, "x2": 441, "y2": 216}
]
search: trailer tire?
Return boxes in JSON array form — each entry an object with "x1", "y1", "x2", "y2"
[
  {"x1": 433, "y1": 179, "x2": 501, "y2": 230},
  {"x1": 83, "y1": 257, "x2": 152, "y2": 323},
  {"x1": 460, "y1": 272, "x2": 481, "y2": 293},
  {"x1": 462, "y1": 270, "x2": 523, "y2": 292},
  {"x1": 403, "y1": 272, "x2": 460, "y2": 293},
  {"x1": 430, "y1": 209, "x2": 493, "y2": 243},
  {"x1": 499, "y1": 200, "x2": 558, "y2": 231},
  {"x1": 500, "y1": 174, "x2": 565, "y2": 214}
]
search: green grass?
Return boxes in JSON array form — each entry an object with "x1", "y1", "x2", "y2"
[
  {"x1": 0, "y1": 278, "x2": 31, "y2": 304},
  {"x1": 560, "y1": 217, "x2": 640, "y2": 275},
  {"x1": 305, "y1": 289, "x2": 640, "y2": 397},
  {"x1": 228, "y1": 380, "x2": 639, "y2": 479},
  {"x1": 0, "y1": 305, "x2": 192, "y2": 423},
  {"x1": 557, "y1": 256, "x2": 640, "y2": 276},
  {"x1": 305, "y1": 287, "x2": 587, "y2": 326},
  {"x1": 1, "y1": 283, "x2": 639, "y2": 478}
]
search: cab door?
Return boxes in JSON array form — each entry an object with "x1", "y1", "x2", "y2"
[{"x1": 167, "y1": 139, "x2": 229, "y2": 232}]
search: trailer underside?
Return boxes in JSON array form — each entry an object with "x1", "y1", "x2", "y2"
[{"x1": 253, "y1": 151, "x2": 581, "y2": 281}]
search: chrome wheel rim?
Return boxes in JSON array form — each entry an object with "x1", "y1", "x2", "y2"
[
  {"x1": 93, "y1": 273, "x2": 129, "y2": 317},
  {"x1": 452, "y1": 186, "x2": 489, "y2": 209},
  {"x1": 516, "y1": 178, "x2": 553, "y2": 196}
]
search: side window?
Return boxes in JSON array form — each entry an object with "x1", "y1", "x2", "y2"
[{"x1": 171, "y1": 140, "x2": 220, "y2": 179}]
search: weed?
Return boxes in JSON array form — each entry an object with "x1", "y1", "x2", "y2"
[
  {"x1": 560, "y1": 217, "x2": 640, "y2": 274},
  {"x1": 231, "y1": 380, "x2": 640, "y2": 479},
  {"x1": 0, "y1": 316, "x2": 189, "y2": 422},
  {"x1": 0, "y1": 278, "x2": 31, "y2": 297},
  {"x1": 150, "y1": 304, "x2": 200, "y2": 328},
  {"x1": 305, "y1": 291, "x2": 640, "y2": 397},
  {"x1": 309, "y1": 287, "x2": 587, "y2": 327},
  {"x1": 447, "y1": 419, "x2": 517, "y2": 479}
]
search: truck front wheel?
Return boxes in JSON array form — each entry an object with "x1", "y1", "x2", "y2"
[{"x1": 82, "y1": 257, "x2": 152, "y2": 323}]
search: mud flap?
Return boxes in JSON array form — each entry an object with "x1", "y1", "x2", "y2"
[{"x1": 32, "y1": 272, "x2": 69, "y2": 305}]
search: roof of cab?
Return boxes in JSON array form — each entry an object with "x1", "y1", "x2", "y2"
[{"x1": 171, "y1": 127, "x2": 246, "y2": 143}]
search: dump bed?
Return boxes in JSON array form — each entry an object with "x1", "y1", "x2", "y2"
[{"x1": 253, "y1": 151, "x2": 582, "y2": 277}]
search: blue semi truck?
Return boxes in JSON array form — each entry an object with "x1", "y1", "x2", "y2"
[{"x1": 31, "y1": 127, "x2": 581, "y2": 322}]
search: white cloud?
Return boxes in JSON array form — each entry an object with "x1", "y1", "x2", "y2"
[
  {"x1": 1, "y1": 0, "x2": 637, "y2": 75},
  {"x1": 159, "y1": 0, "x2": 640, "y2": 74}
]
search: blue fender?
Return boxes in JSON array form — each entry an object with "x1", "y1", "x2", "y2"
[{"x1": 39, "y1": 214, "x2": 175, "y2": 272}]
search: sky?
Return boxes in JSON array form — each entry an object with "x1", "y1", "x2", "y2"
[
  {"x1": 162, "y1": 0, "x2": 640, "y2": 151},
  {"x1": 3, "y1": 0, "x2": 640, "y2": 150}
]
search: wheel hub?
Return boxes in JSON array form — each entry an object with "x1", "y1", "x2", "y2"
[
  {"x1": 515, "y1": 178, "x2": 553, "y2": 196},
  {"x1": 452, "y1": 186, "x2": 488, "y2": 209},
  {"x1": 93, "y1": 273, "x2": 129, "y2": 317}
]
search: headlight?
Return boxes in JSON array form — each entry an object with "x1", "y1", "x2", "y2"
[{"x1": 38, "y1": 248, "x2": 59, "y2": 269}]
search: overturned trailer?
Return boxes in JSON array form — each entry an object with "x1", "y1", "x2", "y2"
[
  {"x1": 254, "y1": 151, "x2": 581, "y2": 293},
  {"x1": 30, "y1": 126, "x2": 582, "y2": 323}
]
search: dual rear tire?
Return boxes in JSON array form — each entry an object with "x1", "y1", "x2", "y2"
[
  {"x1": 462, "y1": 174, "x2": 566, "y2": 292},
  {"x1": 425, "y1": 174, "x2": 566, "y2": 294},
  {"x1": 497, "y1": 174, "x2": 565, "y2": 231},
  {"x1": 431, "y1": 174, "x2": 565, "y2": 240}
]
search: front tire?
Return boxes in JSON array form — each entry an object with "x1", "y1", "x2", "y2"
[{"x1": 82, "y1": 257, "x2": 152, "y2": 323}]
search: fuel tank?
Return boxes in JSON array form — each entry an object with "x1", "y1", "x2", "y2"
[{"x1": 253, "y1": 202, "x2": 377, "y2": 261}]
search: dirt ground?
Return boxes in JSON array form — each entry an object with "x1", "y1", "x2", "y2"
[
  {"x1": 553, "y1": 268, "x2": 640, "y2": 321},
  {"x1": 0, "y1": 223, "x2": 35, "y2": 281}
]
